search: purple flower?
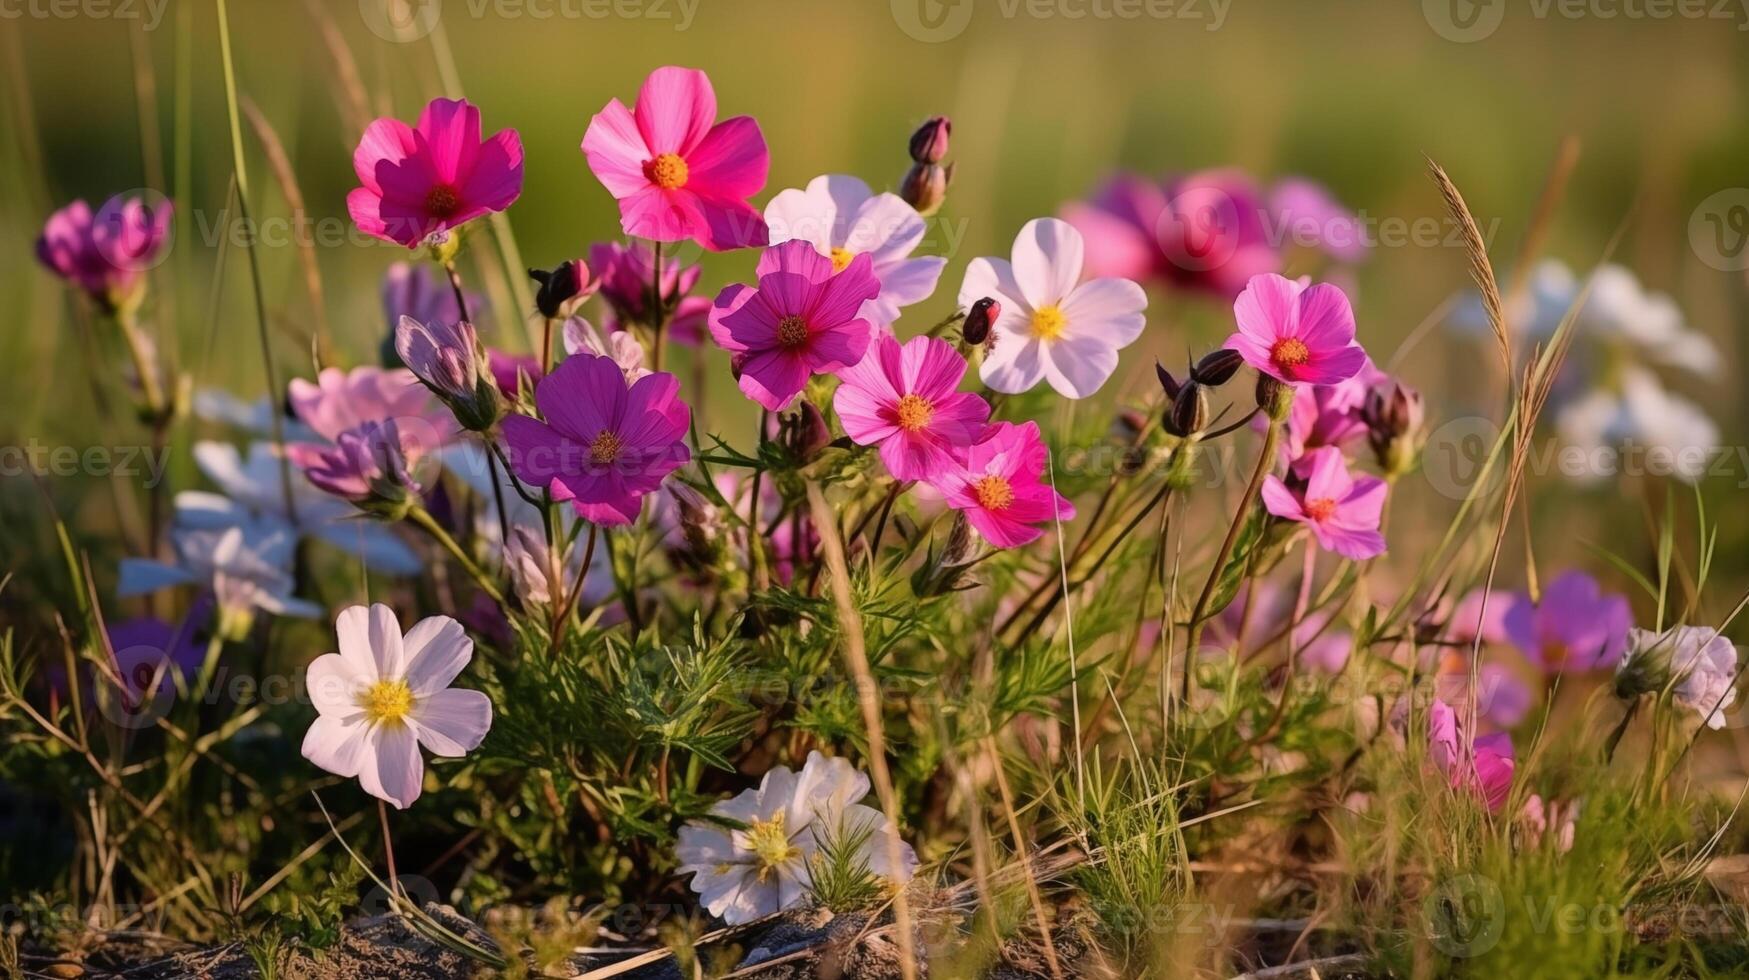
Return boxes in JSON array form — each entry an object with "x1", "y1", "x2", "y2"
[
  {"x1": 381, "y1": 262, "x2": 477, "y2": 330},
  {"x1": 589, "y1": 240, "x2": 712, "y2": 345},
  {"x1": 501, "y1": 353, "x2": 692, "y2": 526},
  {"x1": 36, "y1": 195, "x2": 172, "y2": 310},
  {"x1": 1503, "y1": 570, "x2": 1632, "y2": 673},
  {"x1": 289, "y1": 420, "x2": 427, "y2": 518}
]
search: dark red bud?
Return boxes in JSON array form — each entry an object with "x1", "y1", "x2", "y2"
[
  {"x1": 963, "y1": 297, "x2": 999, "y2": 346},
  {"x1": 529, "y1": 259, "x2": 590, "y2": 319},
  {"x1": 908, "y1": 116, "x2": 951, "y2": 165}
]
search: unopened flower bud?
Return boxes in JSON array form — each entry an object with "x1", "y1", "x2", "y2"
[
  {"x1": 963, "y1": 297, "x2": 999, "y2": 346},
  {"x1": 664, "y1": 483, "x2": 728, "y2": 576},
  {"x1": 912, "y1": 513, "x2": 983, "y2": 596},
  {"x1": 1165, "y1": 380, "x2": 1209, "y2": 438},
  {"x1": 395, "y1": 315, "x2": 502, "y2": 432},
  {"x1": 294, "y1": 419, "x2": 425, "y2": 521},
  {"x1": 908, "y1": 116, "x2": 951, "y2": 165},
  {"x1": 505, "y1": 526, "x2": 555, "y2": 606},
  {"x1": 1155, "y1": 360, "x2": 1183, "y2": 400},
  {"x1": 529, "y1": 259, "x2": 592, "y2": 319},
  {"x1": 1362, "y1": 380, "x2": 1426, "y2": 477},
  {"x1": 1256, "y1": 374, "x2": 1292, "y2": 421},
  {"x1": 782, "y1": 401, "x2": 833, "y2": 464},
  {"x1": 1191, "y1": 348, "x2": 1244, "y2": 387},
  {"x1": 901, "y1": 162, "x2": 951, "y2": 216}
]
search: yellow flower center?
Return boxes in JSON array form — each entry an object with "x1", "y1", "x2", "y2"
[
  {"x1": 359, "y1": 679, "x2": 414, "y2": 726},
  {"x1": 1029, "y1": 304, "x2": 1067, "y2": 341},
  {"x1": 776, "y1": 314, "x2": 810, "y2": 348},
  {"x1": 895, "y1": 393, "x2": 934, "y2": 432},
  {"x1": 1304, "y1": 496, "x2": 1337, "y2": 522},
  {"x1": 643, "y1": 152, "x2": 690, "y2": 190},
  {"x1": 744, "y1": 811, "x2": 801, "y2": 883},
  {"x1": 829, "y1": 247, "x2": 855, "y2": 273},
  {"x1": 1271, "y1": 337, "x2": 1311, "y2": 369},
  {"x1": 424, "y1": 183, "x2": 461, "y2": 219},
  {"x1": 973, "y1": 475, "x2": 1015, "y2": 511},
  {"x1": 590, "y1": 430, "x2": 623, "y2": 465}
]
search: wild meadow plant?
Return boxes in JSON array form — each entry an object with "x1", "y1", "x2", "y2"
[{"x1": 4, "y1": 43, "x2": 1748, "y2": 980}]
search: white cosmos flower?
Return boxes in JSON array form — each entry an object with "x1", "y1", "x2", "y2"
[
  {"x1": 178, "y1": 441, "x2": 420, "y2": 574},
  {"x1": 763, "y1": 174, "x2": 946, "y2": 328},
  {"x1": 1620, "y1": 626, "x2": 1739, "y2": 730},
  {"x1": 301, "y1": 604, "x2": 492, "y2": 810},
  {"x1": 959, "y1": 217, "x2": 1147, "y2": 398},
  {"x1": 675, "y1": 750, "x2": 918, "y2": 925},
  {"x1": 1555, "y1": 366, "x2": 1719, "y2": 484},
  {"x1": 118, "y1": 518, "x2": 320, "y2": 623}
]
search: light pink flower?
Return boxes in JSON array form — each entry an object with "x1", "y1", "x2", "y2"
[
  {"x1": 958, "y1": 218, "x2": 1147, "y2": 398},
  {"x1": 1279, "y1": 356, "x2": 1391, "y2": 462},
  {"x1": 930, "y1": 422, "x2": 1075, "y2": 549},
  {"x1": 302, "y1": 604, "x2": 492, "y2": 810},
  {"x1": 1225, "y1": 273, "x2": 1367, "y2": 386},
  {"x1": 1261, "y1": 447, "x2": 1386, "y2": 560},
  {"x1": 764, "y1": 174, "x2": 946, "y2": 328},
  {"x1": 1502, "y1": 570, "x2": 1632, "y2": 673},
  {"x1": 581, "y1": 66, "x2": 769, "y2": 252},
  {"x1": 562, "y1": 317, "x2": 651, "y2": 382},
  {"x1": 500, "y1": 353, "x2": 691, "y2": 526},
  {"x1": 288, "y1": 366, "x2": 456, "y2": 452},
  {"x1": 347, "y1": 98, "x2": 523, "y2": 249},
  {"x1": 834, "y1": 335, "x2": 990, "y2": 481},
  {"x1": 1426, "y1": 698, "x2": 1515, "y2": 812},
  {"x1": 708, "y1": 239, "x2": 880, "y2": 411}
]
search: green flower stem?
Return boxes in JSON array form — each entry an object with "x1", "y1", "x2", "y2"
[{"x1": 409, "y1": 506, "x2": 506, "y2": 607}]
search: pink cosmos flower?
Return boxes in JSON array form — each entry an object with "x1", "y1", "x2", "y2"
[
  {"x1": 581, "y1": 66, "x2": 769, "y2": 252},
  {"x1": 708, "y1": 239, "x2": 880, "y2": 411},
  {"x1": 930, "y1": 421, "x2": 1076, "y2": 549},
  {"x1": 958, "y1": 218, "x2": 1147, "y2": 398},
  {"x1": 834, "y1": 335, "x2": 990, "y2": 481},
  {"x1": 1280, "y1": 357, "x2": 1391, "y2": 462},
  {"x1": 348, "y1": 98, "x2": 524, "y2": 248},
  {"x1": 1502, "y1": 570, "x2": 1632, "y2": 674},
  {"x1": 1261, "y1": 447, "x2": 1386, "y2": 560},
  {"x1": 1225, "y1": 273, "x2": 1368, "y2": 386},
  {"x1": 1427, "y1": 698, "x2": 1515, "y2": 812},
  {"x1": 487, "y1": 350, "x2": 544, "y2": 399},
  {"x1": 36, "y1": 194, "x2": 173, "y2": 308},
  {"x1": 500, "y1": 353, "x2": 691, "y2": 526},
  {"x1": 764, "y1": 174, "x2": 946, "y2": 328},
  {"x1": 588, "y1": 241, "x2": 712, "y2": 345},
  {"x1": 288, "y1": 366, "x2": 457, "y2": 452},
  {"x1": 1062, "y1": 170, "x2": 1365, "y2": 299},
  {"x1": 302, "y1": 604, "x2": 492, "y2": 810}
]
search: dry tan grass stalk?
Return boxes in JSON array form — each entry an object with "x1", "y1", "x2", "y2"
[
  {"x1": 240, "y1": 95, "x2": 333, "y2": 367},
  {"x1": 984, "y1": 736, "x2": 1066, "y2": 978},
  {"x1": 1429, "y1": 159, "x2": 1512, "y2": 377},
  {"x1": 805, "y1": 480, "x2": 919, "y2": 980},
  {"x1": 299, "y1": 0, "x2": 372, "y2": 141}
]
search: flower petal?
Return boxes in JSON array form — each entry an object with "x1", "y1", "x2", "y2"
[
  {"x1": 359, "y1": 723, "x2": 423, "y2": 810},
  {"x1": 634, "y1": 66, "x2": 717, "y2": 155},
  {"x1": 1011, "y1": 217, "x2": 1084, "y2": 309},
  {"x1": 412, "y1": 688, "x2": 492, "y2": 756},
  {"x1": 401, "y1": 615, "x2": 472, "y2": 696}
]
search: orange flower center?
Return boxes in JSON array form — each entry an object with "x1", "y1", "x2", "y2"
[
  {"x1": 590, "y1": 430, "x2": 623, "y2": 465},
  {"x1": 643, "y1": 153, "x2": 690, "y2": 190},
  {"x1": 1270, "y1": 337, "x2": 1311, "y2": 369},
  {"x1": 776, "y1": 315, "x2": 810, "y2": 348},
  {"x1": 895, "y1": 393, "x2": 934, "y2": 432},
  {"x1": 972, "y1": 475, "x2": 1015, "y2": 511},
  {"x1": 1304, "y1": 496, "x2": 1337, "y2": 522},
  {"x1": 829, "y1": 247, "x2": 855, "y2": 273},
  {"x1": 424, "y1": 183, "x2": 461, "y2": 219}
]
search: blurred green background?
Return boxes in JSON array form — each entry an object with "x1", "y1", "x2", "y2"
[{"x1": 3, "y1": 0, "x2": 1749, "y2": 582}]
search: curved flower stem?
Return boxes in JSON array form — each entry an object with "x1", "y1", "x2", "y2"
[
  {"x1": 1184, "y1": 413, "x2": 1283, "y2": 702},
  {"x1": 378, "y1": 799, "x2": 399, "y2": 898},
  {"x1": 487, "y1": 439, "x2": 545, "y2": 509},
  {"x1": 552, "y1": 522, "x2": 599, "y2": 649},
  {"x1": 408, "y1": 506, "x2": 505, "y2": 606}
]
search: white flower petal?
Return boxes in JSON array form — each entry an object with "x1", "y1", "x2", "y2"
[
  {"x1": 411, "y1": 688, "x2": 492, "y2": 757},
  {"x1": 980, "y1": 334, "x2": 1046, "y2": 394},
  {"x1": 301, "y1": 713, "x2": 371, "y2": 778},
  {"x1": 359, "y1": 722, "x2": 423, "y2": 810},
  {"x1": 307, "y1": 652, "x2": 367, "y2": 717},
  {"x1": 1010, "y1": 217, "x2": 1084, "y2": 310},
  {"x1": 1060, "y1": 277, "x2": 1147, "y2": 347},
  {"x1": 1040, "y1": 334, "x2": 1121, "y2": 399},
  {"x1": 401, "y1": 615, "x2": 473, "y2": 696}
]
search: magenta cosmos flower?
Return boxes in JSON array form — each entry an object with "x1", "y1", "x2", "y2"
[
  {"x1": 930, "y1": 422, "x2": 1075, "y2": 549},
  {"x1": 1261, "y1": 446, "x2": 1386, "y2": 560},
  {"x1": 501, "y1": 352, "x2": 691, "y2": 526},
  {"x1": 348, "y1": 98, "x2": 524, "y2": 248},
  {"x1": 1427, "y1": 698, "x2": 1515, "y2": 812},
  {"x1": 582, "y1": 66, "x2": 769, "y2": 252},
  {"x1": 834, "y1": 335, "x2": 990, "y2": 481},
  {"x1": 302, "y1": 604, "x2": 492, "y2": 810},
  {"x1": 36, "y1": 195, "x2": 173, "y2": 309},
  {"x1": 589, "y1": 240, "x2": 712, "y2": 345},
  {"x1": 1502, "y1": 570, "x2": 1632, "y2": 673},
  {"x1": 708, "y1": 239, "x2": 880, "y2": 411},
  {"x1": 1225, "y1": 273, "x2": 1367, "y2": 386}
]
